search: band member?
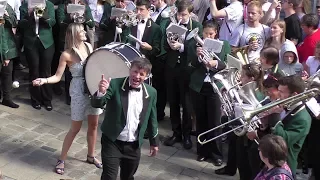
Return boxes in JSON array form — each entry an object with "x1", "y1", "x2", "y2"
[
  {"x1": 267, "y1": 75, "x2": 312, "y2": 176},
  {"x1": 91, "y1": 58, "x2": 159, "y2": 180},
  {"x1": 150, "y1": 0, "x2": 168, "y2": 25},
  {"x1": 254, "y1": 135, "x2": 293, "y2": 180},
  {"x1": 229, "y1": 1, "x2": 270, "y2": 63},
  {"x1": 32, "y1": 23, "x2": 103, "y2": 175},
  {"x1": 99, "y1": 0, "x2": 127, "y2": 44},
  {"x1": 123, "y1": 0, "x2": 161, "y2": 62},
  {"x1": 57, "y1": 0, "x2": 95, "y2": 104},
  {"x1": 1, "y1": 4, "x2": 19, "y2": 108},
  {"x1": 163, "y1": 0, "x2": 203, "y2": 150},
  {"x1": 190, "y1": 19, "x2": 230, "y2": 166},
  {"x1": 19, "y1": 0, "x2": 56, "y2": 110}
]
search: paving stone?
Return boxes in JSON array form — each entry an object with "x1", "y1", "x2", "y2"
[
  {"x1": 164, "y1": 164, "x2": 184, "y2": 176},
  {"x1": 40, "y1": 146, "x2": 57, "y2": 152},
  {"x1": 45, "y1": 139, "x2": 63, "y2": 150},
  {"x1": 0, "y1": 112, "x2": 11, "y2": 118},
  {"x1": 20, "y1": 149, "x2": 53, "y2": 165},
  {"x1": 80, "y1": 174, "x2": 100, "y2": 180},
  {"x1": 13, "y1": 118, "x2": 39, "y2": 129},
  {"x1": 2, "y1": 176, "x2": 17, "y2": 180},
  {"x1": 39, "y1": 134, "x2": 55, "y2": 142},
  {"x1": 47, "y1": 128, "x2": 64, "y2": 136},
  {"x1": 20, "y1": 131, "x2": 39, "y2": 141},
  {"x1": 0, "y1": 133, "x2": 10, "y2": 143},
  {"x1": 0, "y1": 127, "x2": 19, "y2": 137},
  {"x1": 167, "y1": 151, "x2": 208, "y2": 171},
  {"x1": 33, "y1": 172, "x2": 73, "y2": 180},
  {"x1": 32, "y1": 124, "x2": 53, "y2": 134},
  {"x1": 6, "y1": 124, "x2": 27, "y2": 133},
  {"x1": 76, "y1": 136, "x2": 87, "y2": 144},
  {"x1": 181, "y1": 168, "x2": 200, "y2": 178},
  {"x1": 57, "y1": 132, "x2": 67, "y2": 141},
  {"x1": 74, "y1": 148, "x2": 87, "y2": 159},
  {"x1": 67, "y1": 169, "x2": 88, "y2": 179},
  {"x1": 27, "y1": 140, "x2": 45, "y2": 147},
  {"x1": 0, "y1": 118, "x2": 12, "y2": 127},
  {"x1": 154, "y1": 172, "x2": 178, "y2": 180},
  {"x1": 5, "y1": 114, "x2": 22, "y2": 121},
  {"x1": 0, "y1": 162, "x2": 45, "y2": 180},
  {"x1": 176, "y1": 174, "x2": 197, "y2": 180},
  {"x1": 68, "y1": 142, "x2": 84, "y2": 154},
  {"x1": 8, "y1": 145, "x2": 36, "y2": 159}
]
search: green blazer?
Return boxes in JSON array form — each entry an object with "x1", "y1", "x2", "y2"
[
  {"x1": 0, "y1": 25, "x2": 9, "y2": 64},
  {"x1": 156, "y1": 9, "x2": 169, "y2": 58},
  {"x1": 19, "y1": 1, "x2": 56, "y2": 49},
  {"x1": 4, "y1": 4, "x2": 18, "y2": 60},
  {"x1": 91, "y1": 77, "x2": 159, "y2": 147},
  {"x1": 163, "y1": 18, "x2": 203, "y2": 70},
  {"x1": 189, "y1": 40, "x2": 231, "y2": 93},
  {"x1": 57, "y1": 2, "x2": 94, "y2": 44},
  {"x1": 122, "y1": 18, "x2": 161, "y2": 63},
  {"x1": 272, "y1": 104, "x2": 311, "y2": 175}
]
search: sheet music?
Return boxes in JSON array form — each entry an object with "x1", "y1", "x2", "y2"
[
  {"x1": 28, "y1": 0, "x2": 45, "y2": 9},
  {"x1": 203, "y1": 38, "x2": 224, "y2": 53},
  {"x1": 227, "y1": 54, "x2": 244, "y2": 70},
  {"x1": 306, "y1": 97, "x2": 320, "y2": 117},
  {"x1": 125, "y1": 1, "x2": 136, "y2": 11},
  {"x1": 111, "y1": 7, "x2": 127, "y2": 17},
  {"x1": 0, "y1": 4, "x2": 5, "y2": 17},
  {"x1": 166, "y1": 23, "x2": 188, "y2": 36},
  {"x1": 67, "y1": 4, "x2": 85, "y2": 15}
]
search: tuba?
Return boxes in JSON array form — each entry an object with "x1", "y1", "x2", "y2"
[
  {"x1": 197, "y1": 88, "x2": 320, "y2": 145},
  {"x1": 35, "y1": 6, "x2": 45, "y2": 17}
]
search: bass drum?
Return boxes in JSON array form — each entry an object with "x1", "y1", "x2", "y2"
[{"x1": 84, "y1": 42, "x2": 152, "y2": 95}]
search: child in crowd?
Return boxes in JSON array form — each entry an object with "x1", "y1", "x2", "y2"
[
  {"x1": 279, "y1": 41, "x2": 303, "y2": 76},
  {"x1": 306, "y1": 41, "x2": 320, "y2": 76},
  {"x1": 260, "y1": 46, "x2": 285, "y2": 77}
]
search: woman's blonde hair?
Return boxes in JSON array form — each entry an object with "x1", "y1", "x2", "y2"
[
  {"x1": 264, "y1": 20, "x2": 286, "y2": 48},
  {"x1": 64, "y1": 23, "x2": 84, "y2": 50}
]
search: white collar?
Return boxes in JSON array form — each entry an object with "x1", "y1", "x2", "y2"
[
  {"x1": 129, "y1": 80, "x2": 142, "y2": 89},
  {"x1": 158, "y1": 4, "x2": 167, "y2": 12}
]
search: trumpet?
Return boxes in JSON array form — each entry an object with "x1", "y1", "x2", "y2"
[
  {"x1": 197, "y1": 88, "x2": 320, "y2": 145},
  {"x1": 35, "y1": 6, "x2": 45, "y2": 17}
]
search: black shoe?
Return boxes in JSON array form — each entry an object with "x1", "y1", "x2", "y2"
[
  {"x1": 197, "y1": 155, "x2": 208, "y2": 162},
  {"x1": 212, "y1": 157, "x2": 223, "y2": 167},
  {"x1": 163, "y1": 135, "x2": 182, "y2": 146},
  {"x1": 14, "y1": 63, "x2": 26, "y2": 70},
  {"x1": 44, "y1": 104, "x2": 53, "y2": 111},
  {"x1": 32, "y1": 103, "x2": 41, "y2": 110},
  {"x1": 215, "y1": 167, "x2": 235, "y2": 176},
  {"x1": 2, "y1": 100, "x2": 19, "y2": 108},
  {"x1": 183, "y1": 136, "x2": 193, "y2": 150}
]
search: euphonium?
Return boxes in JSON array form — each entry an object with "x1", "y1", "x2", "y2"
[
  {"x1": 73, "y1": 12, "x2": 85, "y2": 23},
  {"x1": 197, "y1": 88, "x2": 320, "y2": 145},
  {"x1": 35, "y1": 6, "x2": 45, "y2": 17}
]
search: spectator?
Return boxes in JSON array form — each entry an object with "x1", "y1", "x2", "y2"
[
  {"x1": 297, "y1": 13, "x2": 320, "y2": 70},
  {"x1": 254, "y1": 134, "x2": 294, "y2": 180},
  {"x1": 282, "y1": 0, "x2": 302, "y2": 45}
]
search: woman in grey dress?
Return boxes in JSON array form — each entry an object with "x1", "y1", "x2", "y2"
[{"x1": 32, "y1": 23, "x2": 102, "y2": 175}]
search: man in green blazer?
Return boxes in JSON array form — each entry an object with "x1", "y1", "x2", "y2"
[
  {"x1": 91, "y1": 57, "x2": 159, "y2": 180},
  {"x1": 163, "y1": 0, "x2": 202, "y2": 150},
  {"x1": 150, "y1": 0, "x2": 169, "y2": 121},
  {"x1": 0, "y1": 4, "x2": 19, "y2": 108},
  {"x1": 122, "y1": 0, "x2": 161, "y2": 62},
  {"x1": 268, "y1": 75, "x2": 312, "y2": 176},
  {"x1": 19, "y1": 0, "x2": 56, "y2": 110}
]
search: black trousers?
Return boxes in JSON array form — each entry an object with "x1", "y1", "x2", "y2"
[
  {"x1": 101, "y1": 134, "x2": 141, "y2": 180},
  {"x1": 24, "y1": 39, "x2": 54, "y2": 105},
  {"x1": 151, "y1": 55, "x2": 167, "y2": 120},
  {"x1": 165, "y1": 64, "x2": 192, "y2": 137},
  {"x1": 190, "y1": 83, "x2": 222, "y2": 158},
  {"x1": 1, "y1": 60, "x2": 14, "y2": 101},
  {"x1": 236, "y1": 136, "x2": 261, "y2": 180},
  {"x1": 309, "y1": 118, "x2": 320, "y2": 179},
  {"x1": 224, "y1": 131, "x2": 238, "y2": 174}
]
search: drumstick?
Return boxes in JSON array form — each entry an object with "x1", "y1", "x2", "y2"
[{"x1": 12, "y1": 81, "x2": 32, "y2": 88}]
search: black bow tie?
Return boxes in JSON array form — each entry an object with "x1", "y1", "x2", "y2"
[
  {"x1": 129, "y1": 86, "x2": 141, "y2": 92},
  {"x1": 140, "y1": 20, "x2": 145, "y2": 24},
  {"x1": 181, "y1": 23, "x2": 188, "y2": 27},
  {"x1": 155, "y1": 8, "x2": 160, "y2": 12}
]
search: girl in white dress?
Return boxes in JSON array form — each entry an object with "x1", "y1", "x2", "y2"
[{"x1": 32, "y1": 23, "x2": 102, "y2": 175}]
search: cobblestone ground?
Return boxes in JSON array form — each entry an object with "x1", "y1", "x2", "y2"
[{"x1": 0, "y1": 71, "x2": 311, "y2": 180}]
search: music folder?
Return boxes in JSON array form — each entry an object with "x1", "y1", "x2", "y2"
[
  {"x1": 28, "y1": 0, "x2": 46, "y2": 9},
  {"x1": 166, "y1": 23, "x2": 188, "y2": 37},
  {"x1": 124, "y1": 1, "x2": 136, "y2": 11},
  {"x1": 111, "y1": 7, "x2": 127, "y2": 17},
  {"x1": 226, "y1": 54, "x2": 244, "y2": 70},
  {"x1": 203, "y1": 38, "x2": 224, "y2": 53},
  {"x1": 306, "y1": 97, "x2": 320, "y2": 117},
  {"x1": 67, "y1": 4, "x2": 85, "y2": 15}
]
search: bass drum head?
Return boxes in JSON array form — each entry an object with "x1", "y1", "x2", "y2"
[{"x1": 85, "y1": 49, "x2": 129, "y2": 95}]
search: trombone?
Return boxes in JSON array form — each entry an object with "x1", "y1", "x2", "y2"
[{"x1": 197, "y1": 88, "x2": 320, "y2": 145}]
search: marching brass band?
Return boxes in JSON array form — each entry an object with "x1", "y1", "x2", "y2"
[{"x1": 0, "y1": 0, "x2": 319, "y2": 179}]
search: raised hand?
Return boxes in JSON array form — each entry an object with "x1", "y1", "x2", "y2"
[{"x1": 98, "y1": 74, "x2": 111, "y2": 94}]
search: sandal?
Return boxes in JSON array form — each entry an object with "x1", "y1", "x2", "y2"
[
  {"x1": 55, "y1": 159, "x2": 65, "y2": 175},
  {"x1": 86, "y1": 155, "x2": 103, "y2": 169}
]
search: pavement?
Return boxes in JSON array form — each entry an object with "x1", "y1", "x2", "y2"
[{"x1": 0, "y1": 69, "x2": 312, "y2": 180}]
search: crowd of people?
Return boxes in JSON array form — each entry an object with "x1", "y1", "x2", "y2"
[{"x1": 0, "y1": 0, "x2": 320, "y2": 179}]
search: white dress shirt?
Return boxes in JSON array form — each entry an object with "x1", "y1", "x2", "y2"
[
  {"x1": 150, "y1": 4, "x2": 167, "y2": 22},
  {"x1": 117, "y1": 84, "x2": 143, "y2": 142},
  {"x1": 7, "y1": 0, "x2": 21, "y2": 20},
  {"x1": 34, "y1": 12, "x2": 39, "y2": 36},
  {"x1": 136, "y1": 18, "x2": 148, "y2": 49}
]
